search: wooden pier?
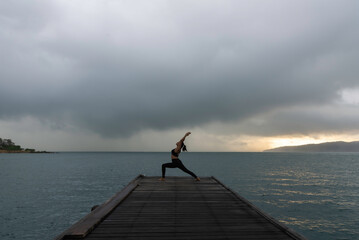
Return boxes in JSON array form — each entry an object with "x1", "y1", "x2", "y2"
[{"x1": 55, "y1": 175, "x2": 306, "y2": 240}]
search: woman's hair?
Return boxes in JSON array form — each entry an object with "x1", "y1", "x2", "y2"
[{"x1": 181, "y1": 142, "x2": 188, "y2": 152}]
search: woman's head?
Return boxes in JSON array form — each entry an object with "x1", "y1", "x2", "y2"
[
  {"x1": 182, "y1": 142, "x2": 187, "y2": 152},
  {"x1": 176, "y1": 141, "x2": 188, "y2": 152}
]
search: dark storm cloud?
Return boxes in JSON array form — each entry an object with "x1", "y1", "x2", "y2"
[
  {"x1": 1, "y1": 0, "x2": 359, "y2": 138},
  {"x1": 233, "y1": 105, "x2": 359, "y2": 137}
]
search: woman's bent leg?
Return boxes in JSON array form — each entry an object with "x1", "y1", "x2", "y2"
[
  {"x1": 177, "y1": 161, "x2": 198, "y2": 178},
  {"x1": 162, "y1": 162, "x2": 176, "y2": 178}
]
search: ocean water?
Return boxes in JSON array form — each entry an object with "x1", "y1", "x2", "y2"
[{"x1": 0, "y1": 152, "x2": 358, "y2": 240}]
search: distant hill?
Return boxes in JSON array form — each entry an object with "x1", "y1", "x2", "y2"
[{"x1": 264, "y1": 141, "x2": 359, "y2": 152}]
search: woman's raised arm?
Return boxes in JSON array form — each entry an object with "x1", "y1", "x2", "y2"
[
  {"x1": 174, "y1": 132, "x2": 191, "y2": 152},
  {"x1": 179, "y1": 132, "x2": 191, "y2": 142}
]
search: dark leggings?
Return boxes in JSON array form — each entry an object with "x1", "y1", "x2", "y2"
[{"x1": 162, "y1": 159, "x2": 197, "y2": 179}]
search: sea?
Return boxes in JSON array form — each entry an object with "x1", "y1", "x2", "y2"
[{"x1": 0, "y1": 152, "x2": 358, "y2": 240}]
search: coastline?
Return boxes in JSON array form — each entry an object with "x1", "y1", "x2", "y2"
[{"x1": 0, "y1": 150, "x2": 53, "y2": 153}]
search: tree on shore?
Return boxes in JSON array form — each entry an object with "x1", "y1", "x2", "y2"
[{"x1": 0, "y1": 138, "x2": 22, "y2": 151}]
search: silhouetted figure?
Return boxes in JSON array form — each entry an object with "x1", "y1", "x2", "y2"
[{"x1": 159, "y1": 132, "x2": 200, "y2": 181}]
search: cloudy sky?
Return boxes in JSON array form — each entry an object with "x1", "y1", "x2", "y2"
[{"x1": 1, "y1": 0, "x2": 359, "y2": 151}]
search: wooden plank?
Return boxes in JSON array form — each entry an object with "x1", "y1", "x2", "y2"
[
  {"x1": 212, "y1": 176, "x2": 307, "y2": 240},
  {"x1": 55, "y1": 176, "x2": 307, "y2": 240},
  {"x1": 54, "y1": 174, "x2": 143, "y2": 240}
]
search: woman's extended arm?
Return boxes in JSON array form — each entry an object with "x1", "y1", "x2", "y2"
[
  {"x1": 174, "y1": 132, "x2": 191, "y2": 152},
  {"x1": 179, "y1": 132, "x2": 191, "y2": 142}
]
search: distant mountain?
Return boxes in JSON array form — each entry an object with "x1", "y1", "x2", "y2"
[{"x1": 264, "y1": 141, "x2": 359, "y2": 152}]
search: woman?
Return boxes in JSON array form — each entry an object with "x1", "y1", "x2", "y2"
[{"x1": 159, "y1": 132, "x2": 200, "y2": 181}]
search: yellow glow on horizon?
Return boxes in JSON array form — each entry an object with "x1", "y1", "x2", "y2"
[
  {"x1": 227, "y1": 134, "x2": 359, "y2": 152},
  {"x1": 270, "y1": 137, "x2": 326, "y2": 149},
  {"x1": 268, "y1": 134, "x2": 359, "y2": 150}
]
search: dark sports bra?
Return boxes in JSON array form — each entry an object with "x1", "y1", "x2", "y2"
[{"x1": 171, "y1": 149, "x2": 179, "y2": 157}]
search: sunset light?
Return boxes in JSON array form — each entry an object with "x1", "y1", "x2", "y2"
[{"x1": 268, "y1": 134, "x2": 359, "y2": 150}]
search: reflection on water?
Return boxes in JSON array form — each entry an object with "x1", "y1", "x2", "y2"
[{"x1": 230, "y1": 153, "x2": 359, "y2": 240}]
